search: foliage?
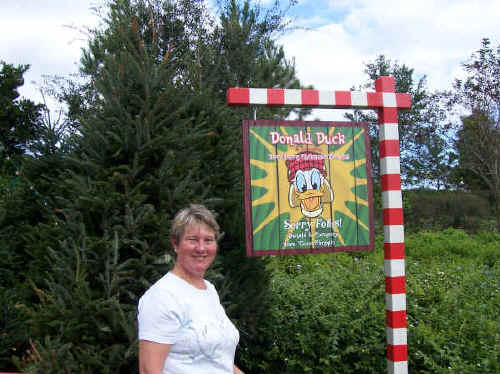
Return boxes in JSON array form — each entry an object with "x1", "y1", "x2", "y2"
[
  {"x1": 448, "y1": 38, "x2": 500, "y2": 231},
  {"x1": 403, "y1": 189, "x2": 494, "y2": 232},
  {"x1": 0, "y1": 64, "x2": 69, "y2": 371},
  {"x1": 12, "y1": 2, "x2": 206, "y2": 371},
  {"x1": 13, "y1": 225, "x2": 145, "y2": 373},
  {"x1": 7, "y1": 0, "x2": 305, "y2": 372},
  {"x1": 0, "y1": 285, "x2": 30, "y2": 371},
  {"x1": 347, "y1": 55, "x2": 452, "y2": 189},
  {"x1": 0, "y1": 62, "x2": 43, "y2": 171},
  {"x1": 239, "y1": 229, "x2": 500, "y2": 373},
  {"x1": 405, "y1": 229, "x2": 500, "y2": 373},
  {"x1": 248, "y1": 255, "x2": 387, "y2": 373}
]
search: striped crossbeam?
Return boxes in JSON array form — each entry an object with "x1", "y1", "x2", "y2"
[
  {"x1": 227, "y1": 76, "x2": 410, "y2": 374},
  {"x1": 227, "y1": 87, "x2": 411, "y2": 109}
]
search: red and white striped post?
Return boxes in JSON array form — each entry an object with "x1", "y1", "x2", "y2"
[
  {"x1": 227, "y1": 76, "x2": 410, "y2": 373},
  {"x1": 376, "y1": 77, "x2": 408, "y2": 374}
]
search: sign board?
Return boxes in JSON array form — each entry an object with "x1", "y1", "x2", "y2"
[{"x1": 243, "y1": 120, "x2": 374, "y2": 256}]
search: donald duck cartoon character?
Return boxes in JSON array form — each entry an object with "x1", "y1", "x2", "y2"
[{"x1": 286, "y1": 151, "x2": 334, "y2": 218}]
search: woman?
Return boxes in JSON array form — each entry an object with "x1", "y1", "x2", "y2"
[{"x1": 138, "y1": 204, "x2": 244, "y2": 374}]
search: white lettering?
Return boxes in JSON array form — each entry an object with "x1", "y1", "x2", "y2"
[{"x1": 315, "y1": 132, "x2": 346, "y2": 145}]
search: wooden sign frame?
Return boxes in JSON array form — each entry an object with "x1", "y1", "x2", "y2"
[{"x1": 242, "y1": 120, "x2": 374, "y2": 257}]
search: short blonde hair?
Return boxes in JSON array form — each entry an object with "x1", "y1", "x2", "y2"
[{"x1": 170, "y1": 204, "x2": 221, "y2": 245}]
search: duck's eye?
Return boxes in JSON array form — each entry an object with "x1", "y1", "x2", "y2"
[
  {"x1": 296, "y1": 173, "x2": 307, "y2": 193},
  {"x1": 311, "y1": 169, "x2": 321, "y2": 190}
]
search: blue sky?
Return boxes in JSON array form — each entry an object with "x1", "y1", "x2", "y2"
[
  {"x1": 279, "y1": 0, "x2": 500, "y2": 119},
  {"x1": 1, "y1": 0, "x2": 499, "y2": 120}
]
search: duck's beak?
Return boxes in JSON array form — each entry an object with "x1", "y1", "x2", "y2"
[{"x1": 298, "y1": 190, "x2": 323, "y2": 212}]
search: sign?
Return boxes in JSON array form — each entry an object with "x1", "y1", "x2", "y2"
[
  {"x1": 243, "y1": 120, "x2": 374, "y2": 256},
  {"x1": 230, "y1": 78, "x2": 412, "y2": 373}
]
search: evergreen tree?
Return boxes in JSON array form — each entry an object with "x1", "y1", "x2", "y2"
[
  {"x1": 14, "y1": 2, "x2": 209, "y2": 372},
  {"x1": 0, "y1": 62, "x2": 43, "y2": 170},
  {"x1": 0, "y1": 62, "x2": 60, "y2": 371},
  {"x1": 13, "y1": 0, "x2": 305, "y2": 372}
]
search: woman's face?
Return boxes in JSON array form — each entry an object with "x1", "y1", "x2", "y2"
[{"x1": 172, "y1": 222, "x2": 217, "y2": 279}]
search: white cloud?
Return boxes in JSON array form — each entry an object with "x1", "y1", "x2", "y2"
[
  {"x1": 0, "y1": 0, "x2": 100, "y2": 103},
  {"x1": 279, "y1": 0, "x2": 500, "y2": 119},
  {"x1": 282, "y1": 24, "x2": 367, "y2": 90},
  {"x1": 326, "y1": 0, "x2": 364, "y2": 10},
  {"x1": 1, "y1": 0, "x2": 499, "y2": 120},
  {"x1": 280, "y1": 24, "x2": 370, "y2": 120}
]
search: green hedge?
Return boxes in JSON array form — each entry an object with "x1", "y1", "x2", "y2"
[
  {"x1": 403, "y1": 189, "x2": 494, "y2": 232},
  {"x1": 238, "y1": 229, "x2": 500, "y2": 373}
]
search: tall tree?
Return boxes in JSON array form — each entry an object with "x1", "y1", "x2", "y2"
[
  {"x1": 346, "y1": 55, "x2": 451, "y2": 189},
  {"x1": 13, "y1": 0, "x2": 305, "y2": 372},
  {"x1": 76, "y1": 2, "x2": 306, "y2": 369},
  {"x1": 14, "y1": 2, "x2": 213, "y2": 372},
  {"x1": 0, "y1": 63, "x2": 72, "y2": 370},
  {"x1": 450, "y1": 38, "x2": 500, "y2": 230}
]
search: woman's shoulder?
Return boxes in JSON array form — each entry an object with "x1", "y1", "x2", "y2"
[
  {"x1": 138, "y1": 273, "x2": 187, "y2": 315},
  {"x1": 203, "y1": 279, "x2": 222, "y2": 302},
  {"x1": 140, "y1": 273, "x2": 177, "y2": 299},
  {"x1": 203, "y1": 277, "x2": 219, "y2": 290}
]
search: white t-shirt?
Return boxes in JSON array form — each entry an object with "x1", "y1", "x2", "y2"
[{"x1": 138, "y1": 272, "x2": 240, "y2": 374}]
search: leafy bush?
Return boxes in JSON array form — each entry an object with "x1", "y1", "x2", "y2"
[
  {"x1": 239, "y1": 229, "x2": 500, "y2": 373},
  {"x1": 405, "y1": 228, "x2": 499, "y2": 266},
  {"x1": 404, "y1": 230, "x2": 499, "y2": 372},
  {"x1": 261, "y1": 256, "x2": 386, "y2": 373}
]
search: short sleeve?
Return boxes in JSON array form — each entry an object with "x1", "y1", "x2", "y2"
[{"x1": 137, "y1": 287, "x2": 183, "y2": 344}]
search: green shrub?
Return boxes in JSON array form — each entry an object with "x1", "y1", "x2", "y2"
[
  {"x1": 240, "y1": 253, "x2": 387, "y2": 373},
  {"x1": 406, "y1": 235, "x2": 499, "y2": 372},
  {"x1": 240, "y1": 230, "x2": 499, "y2": 373},
  {"x1": 403, "y1": 189, "x2": 493, "y2": 232},
  {"x1": 405, "y1": 228, "x2": 500, "y2": 266}
]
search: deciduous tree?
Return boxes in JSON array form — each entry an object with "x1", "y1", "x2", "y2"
[
  {"x1": 450, "y1": 38, "x2": 500, "y2": 230},
  {"x1": 347, "y1": 55, "x2": 451, "y2": 189}
]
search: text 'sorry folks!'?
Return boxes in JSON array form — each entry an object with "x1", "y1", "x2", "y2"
[{"x1": 269, "y1": 129, "x2": 346, "y2": 146}]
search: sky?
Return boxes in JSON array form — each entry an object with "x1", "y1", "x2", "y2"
[{"x1": 1, "y1": 0, "x2": 499, "y2": 120}]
